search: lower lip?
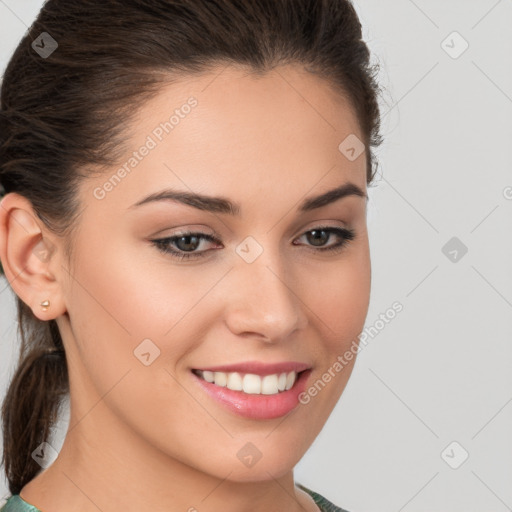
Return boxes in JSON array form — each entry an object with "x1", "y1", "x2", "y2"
[{"x1": 191, "y1": 370, "x2": 312, "y2": 420}]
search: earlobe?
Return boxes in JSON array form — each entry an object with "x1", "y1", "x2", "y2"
[{"x1": 0, "y1": 192, "x2": 66, "y2": 320}]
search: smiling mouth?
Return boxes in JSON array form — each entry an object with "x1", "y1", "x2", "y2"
[{"x1": 192, "y1": 369, "x2": 306, "y2": 395}]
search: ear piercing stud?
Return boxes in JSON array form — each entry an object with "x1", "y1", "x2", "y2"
[{"x1": 40, "y1": 299, "x2": 50, "y2": 311}]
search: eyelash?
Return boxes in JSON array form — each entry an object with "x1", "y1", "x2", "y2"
[{"x1": 150, "y1": 226, "x2": 356, "y2": 261}]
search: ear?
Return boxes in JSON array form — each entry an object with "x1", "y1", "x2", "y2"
[{"x1": 0, "y1": 192, "x2": 68, "y2": 321}]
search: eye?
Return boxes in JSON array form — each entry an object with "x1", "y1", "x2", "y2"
[
  {"x1": 293, "y1": 226, "x2": 356, "y2": 253},
  {"x1": 150, "y1": 231, "x2": 221, "y2": 261},
  {"x1": 150, "y1": 226, "x2": 356, "y2": 261}
]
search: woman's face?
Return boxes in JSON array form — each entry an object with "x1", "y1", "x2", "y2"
[{"x1": 53, "y1": 64, "x2": 371, "y2": 481}]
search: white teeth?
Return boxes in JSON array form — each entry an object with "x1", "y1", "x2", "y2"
[
  {"x1": 197, "y1": 370, "x2": 300, "y2": 395},
  {"x1": 214, "y1": 371, "x2": 227, "y2": 387},
  {"x1": 243, "y1": 373, "x2": 261, "y2": 394},
  {"x1": 277, "y1": 372, "x2": 287, "y2": 391},
  {"x1": 203, "y1": 370, "x2": 215, "y2": 383},
  {"x1": 285, "y1": 371, "x2": 296, "y2": 391},
  {"x1": 227, "y1": 372, "x2": 243, "y2": 391},
  {"x1": 261, "y1": 374, "x2": 279, "y2": 395}
]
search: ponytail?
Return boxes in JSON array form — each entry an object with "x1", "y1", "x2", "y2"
[{"x1": 1, "y1": 299, "x2": 68, "y2": 495}]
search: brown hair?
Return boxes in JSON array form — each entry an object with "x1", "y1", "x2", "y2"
[{"x1": 0, "y1": 0, "x2": 383, "y2": 496}]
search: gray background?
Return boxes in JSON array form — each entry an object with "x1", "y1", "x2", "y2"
[{"x1": 1, "y1": 1, "x2": 511, "y2": 510}]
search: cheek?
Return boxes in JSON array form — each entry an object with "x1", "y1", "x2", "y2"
[
  {"x1": 302, "y1": 245, "x2": 371, "y2": 350},
  {"x1": 64, "y1": 242, "x2": 225, "y2": 455},
  {"x1": 291, "y1": 250, "x2": 370, "y2": 434},
  {"x1": 66, "y1": 235, "x2": 231, "y2": 388}
]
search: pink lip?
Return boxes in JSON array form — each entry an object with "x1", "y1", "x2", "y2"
[
  {"x1": 192, "y1": 360, "x2": 311, "y2": 376},
  {"x1": 191, "y1": 368, "x2": 312, "y2": 420}
]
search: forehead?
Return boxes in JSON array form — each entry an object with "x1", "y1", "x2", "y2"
[
  {"x1": 81, "y1": 63, "x2": 366, "y2": 215},
  {"x1": 144, "y1": 63, "x2": 363, "y2": 145}
]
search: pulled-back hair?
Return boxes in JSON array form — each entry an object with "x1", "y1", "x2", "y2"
[{"x1": 0, "y1": 0, "x2": 383, "y2": 496}]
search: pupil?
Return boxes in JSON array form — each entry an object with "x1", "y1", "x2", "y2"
[
  {"x1": 177, "y1": 235, "x2": 199, "y2": 251},
  {"x1": 308, "y1": 229, "x2": 328, "y2": 246}
]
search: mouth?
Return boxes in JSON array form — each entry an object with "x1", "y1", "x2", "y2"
[
  {"x1": 192, "y1": 368, "x2": 305, "y2": 395},
  {"x1": 190, "y1": 363, "x2": 312, "y2": 420}
]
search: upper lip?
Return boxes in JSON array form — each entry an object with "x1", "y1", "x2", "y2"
[{"x1": 192, "y1": 361, "x2": 311, "y2": 376}]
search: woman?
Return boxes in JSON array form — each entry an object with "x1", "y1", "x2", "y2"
[{"x1": 0, "y1": 0, "x2": 383, "y2": 510}]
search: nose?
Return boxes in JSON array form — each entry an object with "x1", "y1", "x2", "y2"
[{"x1": 223, "y1": 248, "x2": 307, "y2": 343}]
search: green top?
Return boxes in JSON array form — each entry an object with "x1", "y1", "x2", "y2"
[
  {"x1": 0, "y1": 484, "x2": 348, "y2": 512},
  {"x1": 0, "y1": 496, "x2": 40, "y2": 512}
]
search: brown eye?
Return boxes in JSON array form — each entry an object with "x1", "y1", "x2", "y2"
[
  {"x1": 305, "y1": 229, "x2": 330, "y2": 246},
  {"x1": 294, "y1": 226, "x2": 356, "y2": 252},
  {"x1": 151, "y1": 232, "x2": 221, "y2": 260}
]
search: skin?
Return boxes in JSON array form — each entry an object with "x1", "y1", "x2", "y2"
[{"x1": 0, "y1": 64, "x2": 371, "y2": 512}]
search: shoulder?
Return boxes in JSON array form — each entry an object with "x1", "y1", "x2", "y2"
[
  {"x1": 297, "y1": 483, "x2": 351, "y2": 512},
  {"x1": 0, "y1": 495, "x2": 42, "y2": 512}
]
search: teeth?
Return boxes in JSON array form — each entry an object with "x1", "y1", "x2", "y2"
[
  {"x1": 197, "y1": 370, "x2": 299, "y2": 395},
  {"x1": 203, "y1": 370, "x2": 215, "y2": 383},
  {"x1": 285, "y1": 371, "x2": 296, "y2": 391},
  {"x1": 214, "y1": 372, "x2": 227, "y2": 387},
  {"x1": 243, "y1": 374, "x2": 261, "y2": 394},
  {"x1": 277, "y1": 372, "x2": 287, "y2": 391},
  {"x1": 227, "y1": 372, "x2": 243, "y2": 391},
  {"x1": 261, "y1": 374, "x2": 278, "y2": 395}
]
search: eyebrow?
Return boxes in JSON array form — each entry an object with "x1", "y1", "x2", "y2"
[{"x1": 128, "y1": 181, "x2": 367, "y2": 215}]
